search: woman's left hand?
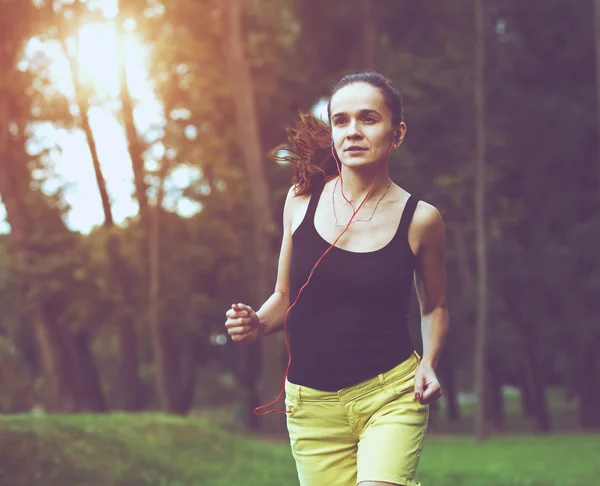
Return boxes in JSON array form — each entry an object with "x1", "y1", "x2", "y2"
[{"x1": 414, "y1": 363, "x2": 443, "y2": 405}]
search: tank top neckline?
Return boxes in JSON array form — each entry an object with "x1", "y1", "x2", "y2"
[{"x1": 305, "y1": 178, "x2": 418, "y2": 256}]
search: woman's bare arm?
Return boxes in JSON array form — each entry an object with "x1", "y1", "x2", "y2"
[
  {"x1": 256, "y1": 185, "x2": 299, "y2": 336},
  {"x1": 410, "y1": 202, "x2": 449, "y2": 403},
  {"x1": 413, "y1": 203, "x2": 449, "y2": 369}
]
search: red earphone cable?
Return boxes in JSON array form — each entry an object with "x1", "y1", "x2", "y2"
[{"x1": 254, "y1": 141, "x2": 396, "y2": 416}]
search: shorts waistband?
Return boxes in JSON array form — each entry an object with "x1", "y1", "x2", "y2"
[{"x1": 285, "y1": 351, "x2": 420, "y2": 405}]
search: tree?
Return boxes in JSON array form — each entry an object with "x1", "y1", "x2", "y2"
[
  {"x1": 595, "y1": 0, "x2": 600, "y2": 194},
  {"x1": 225, "y1": 0, "x2": 282, "y2": 432},
  {"x1": 473, "y1": 0, "x2": 489, "y2": 441},
  {"x1": 58, "y1": 1, "x2": 143, "y2": 410},
  {"x1": 0, "y1": 0, "x2": 81, "y2": 412},
  {"x1": 362, "y1": 0, "x2": 376, "y2": 70}
]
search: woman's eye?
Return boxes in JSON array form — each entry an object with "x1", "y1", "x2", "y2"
[
  {"x1": 364, "y1": 117, "x2": 376, "y2": 123},
  {"x1": 333, "y1": 119, "x2": 346, "y2": 126}
]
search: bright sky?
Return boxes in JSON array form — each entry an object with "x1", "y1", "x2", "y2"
[{"x1": 0, "y1": 0, "x2": 199, "y2": 235}]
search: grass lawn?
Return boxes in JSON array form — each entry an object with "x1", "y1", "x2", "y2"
[{"x1": 0, "y1": 413, "x2": 599, "y2": 486}]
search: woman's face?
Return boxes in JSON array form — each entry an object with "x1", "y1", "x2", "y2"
[{"x1": 329, "y1": 82, "x2": 405, "y2": 169}]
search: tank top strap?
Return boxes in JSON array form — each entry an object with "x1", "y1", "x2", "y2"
[
  {"x1": 306, "y1": 178, "x2": 326, "y2": 220},
  {"x1": 398, "y1": 195, "x2": 419, "y2": 238}
]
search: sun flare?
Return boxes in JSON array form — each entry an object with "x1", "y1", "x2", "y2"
[{"x1": 72, "y1": 19, "x2": 150, "y2": 102}]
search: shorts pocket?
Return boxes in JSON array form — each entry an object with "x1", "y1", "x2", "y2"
[
  {"x1": 390, "y1": 369, "x2": 417, "y2": 398},
  {"x1": 391, "y1": 379, "x2": 415, "y2": 398},
  {"x1": 285, "y1": 394, "x2": 299, "y2": 416}
]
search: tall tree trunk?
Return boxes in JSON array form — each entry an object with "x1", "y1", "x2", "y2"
[
  {"x1": 439, "y1": 350, "x2": 461, "y2": 422},
  {"x1": 114, "y1": 9, "x2": 178, "y2": 411},
  {"x1": 362, "y1": 0, "x2": 376, "y2": 70},
  {"x1": 594, "y1": 0, "x2": 600, "y2": 193},
  {"x1": 149, "y1": 160, "x2": 183, "y2": 412},
  {"x1": 503, "y1": 282, "x2": 551, "y2": 432},
  {"x1": 69, "y1": 331, "x2": 107, "y2": 411},
  {"x1": 225, "y1": 0, "x2": 281, "y2": 433},
  {"x1": 518, "y1": 371, "x2": 535, "y2": 419},
  {"x1": 486, "y1": 355, "x2": 504, "y2": 432},
  {"x1": 452, "y1": 222, "x2": 474, "y2": 294},
  {"x1": 473, "y1": 0, "x2": 489, "y2": 441},
  {"x1": 61, "y1": 31, "x2": 143, "y2": 410},
  {"x1": 576, "y1": 337, "x2": 600, "y2": 428},
  {"x1": 115, "y1": 17, "x2": 150, "y2": 229},
  {"x1": 521, "y1": 345, "x2": 550, "y2": 432}
]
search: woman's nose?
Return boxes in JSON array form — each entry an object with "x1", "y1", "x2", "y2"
[{"x1": 346, "y1": 120, "x2": 362, "y2": 138}]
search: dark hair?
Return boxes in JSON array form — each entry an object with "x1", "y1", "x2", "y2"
[{"x1": 271, "y1": 72, "x2": 404, "y2": 196}]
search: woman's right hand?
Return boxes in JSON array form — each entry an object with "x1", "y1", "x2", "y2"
[{"x1": 225, "y1": 303, "x2": 263, "y2": 343}]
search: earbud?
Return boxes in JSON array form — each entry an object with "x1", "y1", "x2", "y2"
[
  {"x1": 331, "y1": 140, "x2": 335, "y2": 147},
  {"x1": 394, "y1": 134, "x2": 401, "y2": 142}
]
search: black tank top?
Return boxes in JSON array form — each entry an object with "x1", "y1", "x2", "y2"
[{"x1": 287, "y1": 179, "x2": 420, "y2": 391}]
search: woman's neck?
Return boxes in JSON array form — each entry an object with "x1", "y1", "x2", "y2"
[{"x1": 336, "y1": 165, "x2": 391, "y2": 204}]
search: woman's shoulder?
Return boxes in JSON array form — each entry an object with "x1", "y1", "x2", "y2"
[
  {"x1": 283, "y1": 184, "x2": 312, "y2": 229},
  {"x1": 410, "y1": 199, "x2": 445, "y2": 249},
  {"x1": 391, "y1": 186, "x2": 440, "y2": 224},
  {"x1": 286, "y1": 184, "x2": 311, "y2": 207},
  {"x1": 413, "y1": 199, "x2": 442, "y2": 226}
]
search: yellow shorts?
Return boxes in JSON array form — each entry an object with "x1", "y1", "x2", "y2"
[{"x1": 285, "y1": 351, "x2": 429, "y2": 486}]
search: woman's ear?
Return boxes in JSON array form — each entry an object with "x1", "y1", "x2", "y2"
[{"x1": 395, "y1": 123, "x2": 407, "y2": 145}]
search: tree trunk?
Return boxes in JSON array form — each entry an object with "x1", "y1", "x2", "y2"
[
  {"x1": 113, "y1": 9, "x2": 179, "y2": 412},
  {"x1": 0, "y1": 40, "x2": 78, "y2": 412},
  {"x1": 69, "y1": 331, "x2": 107, "y2": 411},
  {"x1": 149, "y1": 160, "x2": 184, "y2": 412},
  {"x1": 522, "y1": 346, "x2": 550, "y2": 432},
  {"x1": 503, "y1": 282, "x2": 551, "y2": 433},
  {"x1": 486, "y1": 355, "x2": 504, "y2": 432},
  {"x1": 225, "y1": 0, "x2": 281, "y2": 433},
  {"x1": 452, "y1": 222, "x2": 474, "y2": 295},
  {"x1": 473, "y1": 0, "x2": 489, "y2": 441},
  {"x1": 518, "y1": 371, "x2": 535, "y2": 419},
  {"x1": 439, "y1": 351, "x2": 461, "y2": 422},
  {"x1": 362, "y1": 0, "x2": 376, "y2": 70},
  {"x1": 61, "y1": 32, "x2": 143, "y2": 410},
  {"x1": 105, "y1": 235, "x2": 144, "y2": 410},
  {"x1": 576, "y1": 338, "x2": 600, "y2": 428},
  {"x1": 594, "y1": 0, "x2": 600, "y2": 193},
  {"x1": 115, "y1": 17, "x2": 150, "y2": 229}
]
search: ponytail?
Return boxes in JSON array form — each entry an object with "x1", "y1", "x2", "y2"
[{"x1": 269, "y1": 112, "x2": 337, "y2": 196}]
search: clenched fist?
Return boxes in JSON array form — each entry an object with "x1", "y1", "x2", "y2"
[{"x1": 224, "y1": 303, "x2": 263, "y2": 343}]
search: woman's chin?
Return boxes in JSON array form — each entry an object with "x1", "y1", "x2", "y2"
[{"x1": 340, "y1": 157, "x2": 380, "y2": 170}]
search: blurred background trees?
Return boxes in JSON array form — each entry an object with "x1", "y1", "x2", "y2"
[{"x1": 0, "y1": 0, "x2": 598, "y2": 438}]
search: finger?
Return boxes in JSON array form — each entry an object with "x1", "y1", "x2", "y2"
[
  {"x1": 227, "y1": 323, "x2": 253, "y2": 336},
  {"x1": 421, "y1": 383, "x2": 442, "y2": 404},
  {"x1": 232, "y1": 331, "x2": 256, "y2": 343},
  {"x1": 421, "y1": 389, "x2": 443, "y2": 405},
  {"x1": 422, "y1": 381, "x2": 441, "y2": 398},
  {"x1": 414, "y1": 373, "x2": 424, "y2": 401},
  {"x1": 225, "y1": 318, "x2": 251, "y2": 329},
  {"x1": 236, "y1": 303, "x2": 254, "y2": 314},
  {"x1": 231, "y1": 333, "x2": 250, "y2": 343},
  {"x1": 226, "y1": 309, "x2": 239, "y2": 319},
  {"x1": 228, "y1": 326, "x2": 251, "y2": 336}
]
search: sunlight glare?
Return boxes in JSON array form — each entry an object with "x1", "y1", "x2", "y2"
[
  {"x1": 89, "y1": 0, "x2": 119, "y2": 18},
  {"x1": 76, "y1": 22, "x2": 120, "y2": 99},
  {"x1": 75, "y1": 21, "x2": 150, "y2": 103}
]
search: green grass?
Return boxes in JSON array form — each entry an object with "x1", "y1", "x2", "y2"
[
  {"x1": 0, "y1": 414, "x2": 598, "y2": 486},
  {"x1": 419, "y1": 435, "x2": 600, "y2": 486}
]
